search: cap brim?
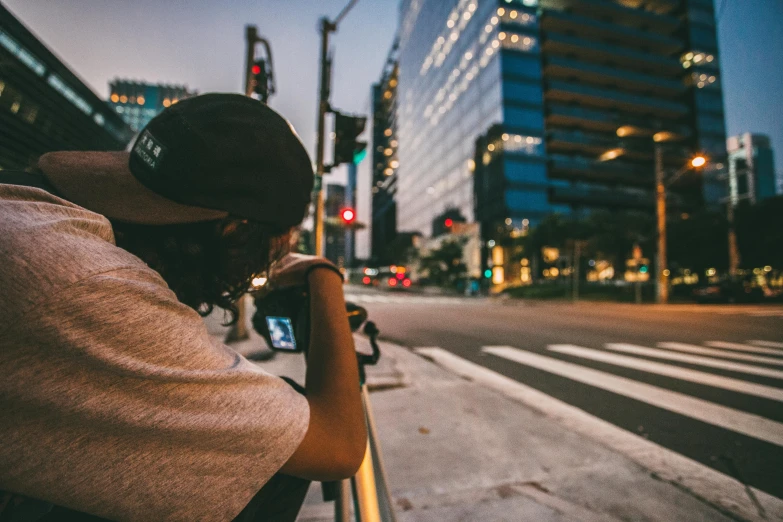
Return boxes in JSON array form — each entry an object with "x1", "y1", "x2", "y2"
[{"x1": 38, "y1": 151, "x2": 229, "y2": 225}]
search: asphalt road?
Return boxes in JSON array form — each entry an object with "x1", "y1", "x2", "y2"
[{"x1": 344, "y1": 286, "x2": 783, "y2": 500}]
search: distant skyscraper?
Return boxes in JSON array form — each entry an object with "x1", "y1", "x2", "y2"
[
  {"x1": 396, "y1": 0, "x2": 727, "y2": 240},
  {"x1": 108, "y1": 80, "x2": 197, "y2": 132},
  {"x1": 725, "y1": 133, "x2": 777, "y2": 206},
  {"x1": 371, "y1": 38, "x2": 400, "y2": 264},
  {"x1": 1, "y1": 4, "x2": 133, "y2": 170}
]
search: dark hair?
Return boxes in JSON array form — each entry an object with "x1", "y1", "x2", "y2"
[{"x1": 110, "y1": 218, "x2": 291, "y2": 325}]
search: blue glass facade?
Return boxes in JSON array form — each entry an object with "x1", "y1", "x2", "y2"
[
  {"x1": 397, "y1": 0, "x2": 728, "y2": 240},
  {"x1": 108, "y1": 81, "x2": 197, "y2": 132}
]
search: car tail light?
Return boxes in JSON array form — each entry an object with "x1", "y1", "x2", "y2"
[
  {"x1": 388, "y1": 278, "x2": 398, "y2": 287},
  {"x1": 403, "y1": 279, "x2": 411, "y2": 287}
]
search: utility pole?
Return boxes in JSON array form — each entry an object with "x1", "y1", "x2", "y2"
[
  {"x1": 655, "y1": 144, "x2": 669, "y2": 304},
  {"x1": 313, "y1": 0, "x2": 361, "y2": 257},
  {"x1": 313, "y1": 17, "x2": 334, "y2": 257},
  {"x1": 727, "y1": 201, "x2": 740, "y2": 275}
]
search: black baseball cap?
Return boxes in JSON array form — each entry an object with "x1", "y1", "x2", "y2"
[{"x1": 38, "y1": 93, "x2": 314, "y2": 229}]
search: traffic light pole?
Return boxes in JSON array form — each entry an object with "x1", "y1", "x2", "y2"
[
  {"x1": 313, "y1": 0, "x2": 360, "y2": 257},
  {"x1": 244, "y1": 25, "x2": 258, "y2": 97},
  {"x1": 313, "y1": 17, "x2": 334, "y2": 257}
]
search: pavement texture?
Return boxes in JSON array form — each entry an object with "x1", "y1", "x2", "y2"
[{"x1": 203, "y1": 300, "x2": 758, "y2": 522}]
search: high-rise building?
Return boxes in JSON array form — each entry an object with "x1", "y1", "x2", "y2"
[
  {"x1": 396, "y1": 0, "x2": 727, "y2": 241},
  {"x1": 371, "y1": 38, "x2": 400, "y2": 265},
  {"x1": 0, "y1": 4, "x2": 133, "y2": 171},
  {"x1": 724, "y1": 133, "x2": 777, "y2": 206},
  {"x1": 108, "y1": 80, "x2": 197, "y2": 132}
]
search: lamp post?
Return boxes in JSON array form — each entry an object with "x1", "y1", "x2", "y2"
[{"x1": 654, "y1": 143, "x2": 707, "y2": 304}]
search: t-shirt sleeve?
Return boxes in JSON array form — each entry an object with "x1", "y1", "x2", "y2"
[{"x1": 1, "y1": 267, "x2": 309, "y2": 521}]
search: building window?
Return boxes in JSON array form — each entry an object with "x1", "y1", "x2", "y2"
[{"x1": 0, "y1": 29, "x2": 46, "y2": 76}]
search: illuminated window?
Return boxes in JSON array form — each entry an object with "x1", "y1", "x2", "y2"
[
  {"x1": 0, "y1": 29, "x2": 46, "y2": 76},
  {"x1": 48, "y1": 74, "x2": 93, "y2": 115}
]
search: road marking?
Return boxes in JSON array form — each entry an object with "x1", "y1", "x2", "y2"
[
  {"x1": 706, "y1": 341, "x2": 783, "y2": 356},
  {"x1": 602, "y1": 343, "x2": 783, "y2": 379},
  {"x1": 413, "y1": 347, "x2": 783, "y2": 522},
  {"x1": 655, "y1": 342, "x2": 783, "y2": 366},
  {"x1": 665, "y1": 341, "x2": 783, "y2": 357},
  {"x1": 750, "y1": 340, "x2": 783, "y2": 349},
  {"x1": 481, "y1": 346, "x2": 783, "y2": 447},
  {"x1": 547, "y1": 344, "x2": 783, "y2": 402}
]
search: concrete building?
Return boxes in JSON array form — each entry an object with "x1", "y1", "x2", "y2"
[
  {"x1": 108, "y1": 80, "x2": 197, "y2": 132},
  {"x1": 395, "y1": 0, "x2": 728, "y2": 270},
  {"x1": 725, "y1": 133, "x2": 777, "y2": 206},
  {"x1": 0, "y1": 4, "x2": 133, "y2": 170}
]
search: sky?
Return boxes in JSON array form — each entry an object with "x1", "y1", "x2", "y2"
[{"x1": 4, "y1": 0, "x2": 782, "y2": 256}]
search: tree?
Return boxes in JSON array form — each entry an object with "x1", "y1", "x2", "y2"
[
  {"x1": 735, "y1": 195, "x2": 783, "y2": 268},
  {"x1": 667, "y1": 210, "x2": 729, "y2": 273},
  {"x1": 420, "y1": 238, "x2": 467, "y2": 288}
]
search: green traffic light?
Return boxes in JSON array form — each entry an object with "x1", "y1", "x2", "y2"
[
  {"x1": 484, "y1": 269, "x2": 492, "y2": 278},
  {"x1": 639, "y1": 266, "x2": 648, "y2": 274},
  {"x1": 353, "y1": 148, "x2": 367, "y2": 165}
]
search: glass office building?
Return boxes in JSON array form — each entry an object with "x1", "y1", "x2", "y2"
[
  {"x1": 108, "y1": 81, "x2": 197, "y2": 132},
  {"x1": 396, "y1": 0, "x2": 727, "y2": 239},
  {"x1": 1, "y1": 4, "x2": 133, "y2": 171},
  {"x1": 371, "y1": 39, "x2": 400, "y2": 264}
]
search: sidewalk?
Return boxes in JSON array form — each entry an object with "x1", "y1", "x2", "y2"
[{"x1": 204, "y1": 305, "x2": 780, "y2": 522}]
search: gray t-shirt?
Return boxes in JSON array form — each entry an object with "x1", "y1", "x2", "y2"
[{"x1": 0, "y1": 184, "x2": 309, "y2": 521}]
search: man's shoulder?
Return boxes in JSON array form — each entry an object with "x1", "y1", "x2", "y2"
[{"x1": 0, "y1": 183, "x2": 149, "y2": 320}]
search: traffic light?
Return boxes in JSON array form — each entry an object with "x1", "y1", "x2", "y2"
[
  {"x1": 444, "y1": 218, "x2": 453, "y2": 228},
  {"x1": 333, "y1": 112, "x2": 367, "y2": 166},
  {"x1": 340, "y1": 208, "x2": 356, "y2": 224},
  {"x1": 251, "y1": 59, "x2": 270, "y2": 101}
]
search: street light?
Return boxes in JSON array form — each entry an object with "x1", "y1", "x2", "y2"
[{"x1": 655, "y1": 145, "x2": 707, "y2": 304}]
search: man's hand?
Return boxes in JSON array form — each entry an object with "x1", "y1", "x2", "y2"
[{"x1": 268, "y1": 254, "x2": 342, "y2": 289}]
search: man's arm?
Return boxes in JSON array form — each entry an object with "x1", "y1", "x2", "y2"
[{"x1": 278, "y1": 268, "x2": 367, "y2": 481}]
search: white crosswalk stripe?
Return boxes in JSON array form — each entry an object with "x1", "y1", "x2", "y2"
[
  {"x1": 344, "y1": 293, "x2": 475, "y2": 306},
  {"x1": 548, "y1": 344, "x2": 783, "y2": 402},
  {"x1": 664, "y1": 341, "x2": 783, "y2": 357},
  {"x1": 604, "y1": 343, "x2": 783, "y2": 379},
  {"x1": 482, "y1": 345, "x2": 783, "y2": 447},
  {"x1": 654, "y1": 342, "x2": 783, "y2": 366},
  {"x1": 706, "y1": 340, "x2": 783, "y2": 356},
  {"x1": 413, "y1": 345, "x2": 783, "y2": 521},
  {"x1": 751, "y1": 340, "x2": 783, "y2": 349}
]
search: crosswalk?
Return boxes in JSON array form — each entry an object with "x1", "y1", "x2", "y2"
[
  {"x1": 415, "y1": 338, "x2": 783, "y2": 457},
  {"x1": 345, "y1": 293, "x2": 479, "y2": 306}
]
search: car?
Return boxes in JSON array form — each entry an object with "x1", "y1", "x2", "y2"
[{"x1": 693, "y1": 277, "x2": 764, "y2": 303}]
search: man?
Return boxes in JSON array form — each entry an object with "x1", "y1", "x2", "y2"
[{"x1": 0, "y1": 94, "x2": 366, "y2": 521}]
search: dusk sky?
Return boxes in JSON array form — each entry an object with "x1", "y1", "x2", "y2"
[{"x1": 4, "y1": 0, "x2": 782, "y2": 256}]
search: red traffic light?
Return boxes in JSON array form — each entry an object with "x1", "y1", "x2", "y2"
[
  {"x1": 444, "y1": 218, "x2": 453, "y2": 227},
  {"x1": 251, "y1": 64, "x2": 262, "y2": 75},
  {"x1": 341, "y1": 208, "x2": 356, "y2": 223}
]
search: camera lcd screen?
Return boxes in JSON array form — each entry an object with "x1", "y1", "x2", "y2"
[{"x1": 266, "y1": 316, "x2": 297, "y2": 351}]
